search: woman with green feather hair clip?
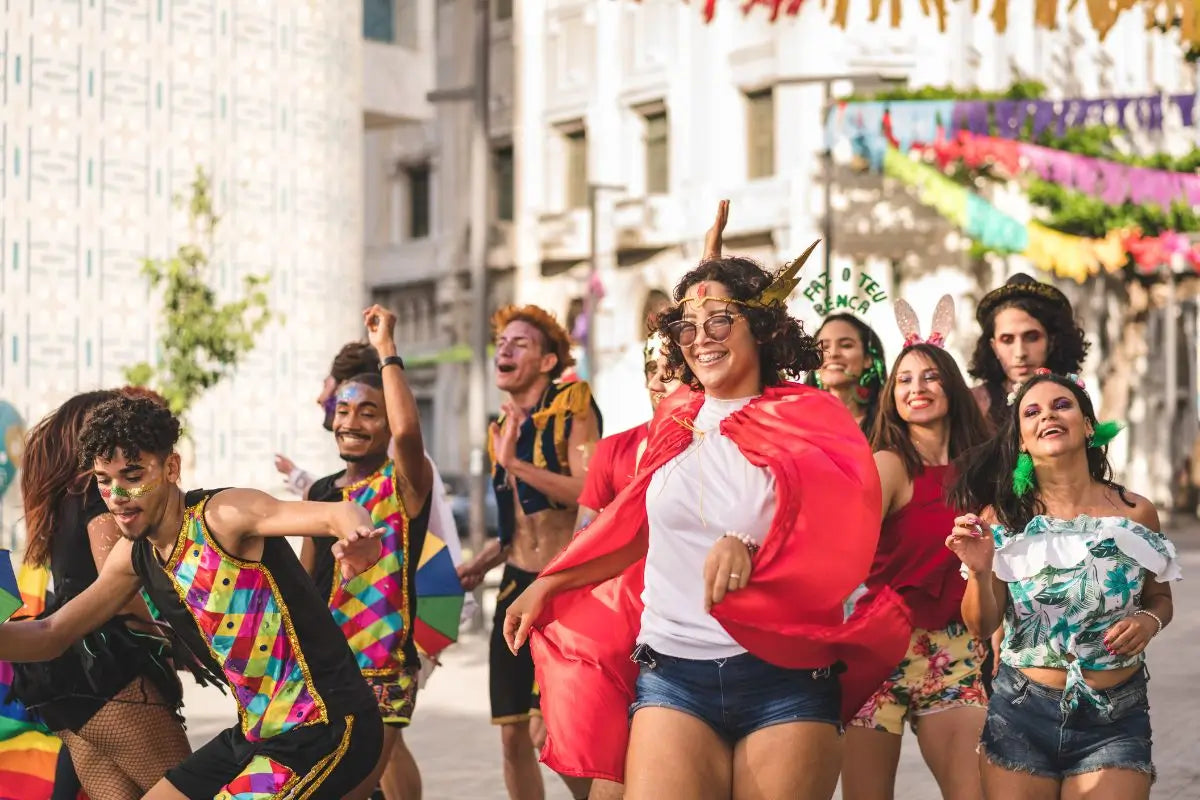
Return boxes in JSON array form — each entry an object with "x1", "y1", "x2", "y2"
[{"x1": 946, "y1": 368, "x2": 1178, "y2": 800}]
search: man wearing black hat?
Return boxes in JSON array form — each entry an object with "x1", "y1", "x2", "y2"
[{"x1": 968, "y1": 273, "x2": 1090, "y2": 428}]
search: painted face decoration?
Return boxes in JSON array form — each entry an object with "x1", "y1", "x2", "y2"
[
  {"x1": 99, "y1": 479, "x2": 161, "y2": 500},
  {"x1": 336, "y1": 384, "x2": 367, "y2": 405}
]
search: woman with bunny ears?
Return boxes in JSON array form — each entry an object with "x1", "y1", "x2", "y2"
[
  {"x1": 842, "y1": 296, "x2": 993, "y2": 800},
  {"x1": 947, "y1": 371, "x2": 1178, "y2": 799}
]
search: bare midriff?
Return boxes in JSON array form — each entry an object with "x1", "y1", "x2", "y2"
[
  {"x1": 507, "y1": 501, "x2": 577, "y2": 574},
  {"x1": 1018, "y1": 663, "x2": 1142, "y2": 691}
]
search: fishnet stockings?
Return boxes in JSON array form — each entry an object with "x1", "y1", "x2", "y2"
[{"x1": 58, "y1": 676, "x2": 191, "y2": 800}]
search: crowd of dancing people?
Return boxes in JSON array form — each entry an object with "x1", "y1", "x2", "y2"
[{"x1": 0, "y1": 200, "x2": 1180, "y2": 800}]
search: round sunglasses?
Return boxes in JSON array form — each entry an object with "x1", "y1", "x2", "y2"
[{"x1": 666, "y1": 313, "x2": 743, "y2": 347}]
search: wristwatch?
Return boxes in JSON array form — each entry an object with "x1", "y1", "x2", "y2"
[{"x1": 379, "y1": 355, "x2": 405, "y2": 371}]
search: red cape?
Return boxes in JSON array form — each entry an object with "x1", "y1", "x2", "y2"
[{"x1": 530, "y1": 383, "x2": 912, "y2": 782}]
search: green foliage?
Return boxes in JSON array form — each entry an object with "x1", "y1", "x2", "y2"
[
  {"x1": 1026, "y1": 125, "x2": 1200, "y2": 240},
  {"x1": 123, "y1": 167, "x2": 275, "y2": 417}
]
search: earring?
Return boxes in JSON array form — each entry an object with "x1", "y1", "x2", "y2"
[{"x1": 1012, "y1": 451, "x2": 1035, "y2": 497}]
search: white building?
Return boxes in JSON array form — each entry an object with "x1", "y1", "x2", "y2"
[
  {"x1": 363, "y1": 0, "x2": 1196, "y2": 497},
  {"x1": 0, "y1": 1, "x2": 425, "y2": 542}
]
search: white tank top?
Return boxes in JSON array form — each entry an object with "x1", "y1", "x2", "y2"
[{"x1": 638, "y1": 395, "x2": 776, "y2": 659}]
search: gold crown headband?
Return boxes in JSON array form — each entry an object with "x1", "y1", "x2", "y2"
[{"x1": 675, "y1": 240, "x2": 821, "y2": 310}]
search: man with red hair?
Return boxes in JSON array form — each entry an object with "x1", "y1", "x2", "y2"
[{"x1": 458, "y1": 305, "x2": 600, "y2": 800}]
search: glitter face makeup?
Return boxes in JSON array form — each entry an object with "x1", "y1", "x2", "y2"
[
  {"x1": 336, "y1": 384, "x2": 367, "y2": 405},
  {"x1": 99, "y1": 479, "x2": 161, "y2": 500}
]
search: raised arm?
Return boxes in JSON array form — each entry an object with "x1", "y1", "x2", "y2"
[
  {"x1": 205, "y1": 488, "x2": 374, "y2": 542},
  {"x1": 0, "y1": 538, "x2": 141, "y2": 661},
  {"x1": 364, "y1": 304, "x2": 433, "y2": 511},
  {"x1": 947, "y1": 509, "x2": 1007, "y2": 640},
  {"x1": 498, "y1": 403, "x2": 600, "y2": 507}
]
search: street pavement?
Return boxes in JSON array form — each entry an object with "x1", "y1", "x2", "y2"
[{"x1": 182, "y1": 524, "x2": 1200, "y2": 799}]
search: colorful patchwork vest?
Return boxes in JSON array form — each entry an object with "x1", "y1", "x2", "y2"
[
  {"x1": 327, "y1": 460, "x2": 411, "y2": 677},
  {"x1": 164, "y1": 496, "x2": 325, "y2": 740},
  {"x1": 132, "y1": 491, "x2": 374, "y2": 746}
]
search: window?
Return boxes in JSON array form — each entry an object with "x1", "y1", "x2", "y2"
[
  {"x1": 363, "y1": 0, "x2": 395, "y2": 43},
  {"x1": 746, "y1": 88, "x2": 775, "y2": 179},
  {"x1": 407, "y1": 164, "x2": 430, "y2": 239},
  {"x1": 493, "y1": 145, "x2": 514, "y2": 222},
  {"x1": 496, "y1": 0, "x2": 513, "y2": 20},
  {"x1": 565, "y1": 128, "x2": 588, "y2": 209},
  {"x1": 644, "y1": 110, "x2": 669, "y2": 194}
]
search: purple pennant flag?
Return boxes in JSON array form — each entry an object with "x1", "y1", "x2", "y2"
[
  {"x1": 992, "y1": 101, "x2": 1023, "y2": 139},
  {"x1": 1172, "y1": 93, "x2": 1196, "y2": 126},
  {"x1": 960, "y1": 101, "x2": 989, "y2": 135},
  {"x1": 1030, "y1": 102, "x2": 1057, "y2": 138},
  {"x1": 1132, "y1": 96, "x2": 1165, "y2": 131}
]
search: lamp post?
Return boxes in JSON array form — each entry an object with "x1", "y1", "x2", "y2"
[
  {"x1": 427, "y1": 0, "x2": 490, "y2": 627},
  {"x1": 772, "y1": 73, "x2": 906, "y2": 310},
  {"x1": 585, "y1": 182, "x2": 626, "y2": 384}
]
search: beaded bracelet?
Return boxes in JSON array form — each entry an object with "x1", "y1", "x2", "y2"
[
  {"x1": 723, "y1": 530, "x2": 760, "y2": 556},
  {"x1": 1134, "y1": 609, "x2": 1164, "y2": 636}
]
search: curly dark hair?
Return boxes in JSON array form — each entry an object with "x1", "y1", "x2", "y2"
[
  {"x1": 656, "y1": 256, "x2": 822, "y2": 390},
  {"x1": 950, "y1": 372, "x2": 1131, "y2": 532},
  {"x1": 330, "y1": 341, "x2": 380, "y2": 383},
  {"x1": 869, "y1": 344, "x2": 990, "y2": 480},
  {"x1": 969, "y1": 296, "x2": 1089, "y2": 428},
  {"x1": 78, "y1": 395, "x2": 182, "y2": 468},
  {"x1": 804, "y1": 313, "x2": 887, "y2": 436}
]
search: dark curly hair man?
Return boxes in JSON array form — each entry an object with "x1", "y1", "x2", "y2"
[
  {"x1": 968, "y1": 273, "x2": 1089, "y2": 428},
  {"x1": 1, "y1": 393, "x2": 394, "y2": 799}
]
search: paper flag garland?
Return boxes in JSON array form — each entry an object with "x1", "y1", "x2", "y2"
[
  {"x1": 826, "y1": 92, "x2": 1199, "y2": 164},
  {"x1": 0, "y1": 551, "x2": 21, "y2": 624},
  {"x1": 883, "y1": 148, "x2": 1199, "y2": 282},
  {"x1": 660, "y1": 0, "x2": 1200, "y2": 50}
]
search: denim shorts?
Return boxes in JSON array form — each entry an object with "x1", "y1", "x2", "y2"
[
  {"x1": 981, "y1": 663, "x2": 1154, "y2": 781},
  {"x1": 628, "y1": 643, "x2": 842, "y2": 743}
]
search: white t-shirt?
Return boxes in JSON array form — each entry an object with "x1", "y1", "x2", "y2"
[{"x1": 638, "y1": 395, "x2": 777, "y2": 659}]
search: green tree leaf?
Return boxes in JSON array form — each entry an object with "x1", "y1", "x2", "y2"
[{"x1": 122, "y1": 166, "x2": 276, "y2": 419}]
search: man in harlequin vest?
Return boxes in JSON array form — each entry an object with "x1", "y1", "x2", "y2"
[
  {"x1": 457, "y1": 305, "x2": 601, "y2": 800},
  {"x1": 0, "y1": 395, "x2": 389, "y2": 799},
  {"x1": 301, "y1": 304, "x2": 433, "y2": 800}
]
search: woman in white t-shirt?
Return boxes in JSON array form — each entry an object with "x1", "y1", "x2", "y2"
[{"x1": 501, "y1": 254, "x2": 910, "y2": 800}]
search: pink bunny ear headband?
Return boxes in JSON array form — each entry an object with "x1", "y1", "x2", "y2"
[{"x1": 893, "y1": 294, "x2": 956, "y2": 348}]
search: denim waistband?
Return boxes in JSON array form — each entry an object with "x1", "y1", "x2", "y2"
[{"x1": 999, "y1": 662, "x2": 1148, "y2": 714}]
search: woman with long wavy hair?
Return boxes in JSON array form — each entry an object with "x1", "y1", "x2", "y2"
[
  {"x1": 499, "y1": 253, "x2": 909, "y2": 800},
  {"x1": 842, "y1": 298, "x2": 991, "y2": 800},
  {"x1": 13, "y1": 390, "x2": 192, "y2": 798},
  {"x1": 947, "y1": 371, "x2": 1178, "y2": 800}
]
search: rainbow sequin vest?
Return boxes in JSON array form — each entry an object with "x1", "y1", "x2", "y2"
[
  {"x1": 164, "y1": 496, "x2": 326, "y2": 741},
  {"x1": 328, "y1": 459, "x2": 411, "y2": 677}
]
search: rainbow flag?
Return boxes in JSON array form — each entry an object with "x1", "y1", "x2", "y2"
[{"x1": 0, "y1": 562, "x2": 81, "y2": 800}]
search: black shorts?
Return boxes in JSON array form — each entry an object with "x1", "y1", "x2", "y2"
[
  {"x1": 489, "y1": 564, "x2": 541, "y2": 724},
  {"x1": 165, "y1": 708, "x2": 383, "y2": 799}
]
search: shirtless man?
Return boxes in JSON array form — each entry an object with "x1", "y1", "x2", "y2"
[{"x1": 457, "y1": 305, "x2": 600, "y2": 800}]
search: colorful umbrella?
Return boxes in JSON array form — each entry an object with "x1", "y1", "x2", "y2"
[
  {"x1": 413, "y1": 534, "x2": 464, "y2": 658},
  {"x1": 0, "y1": 551, "x2": 21, "y2": 624}
]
